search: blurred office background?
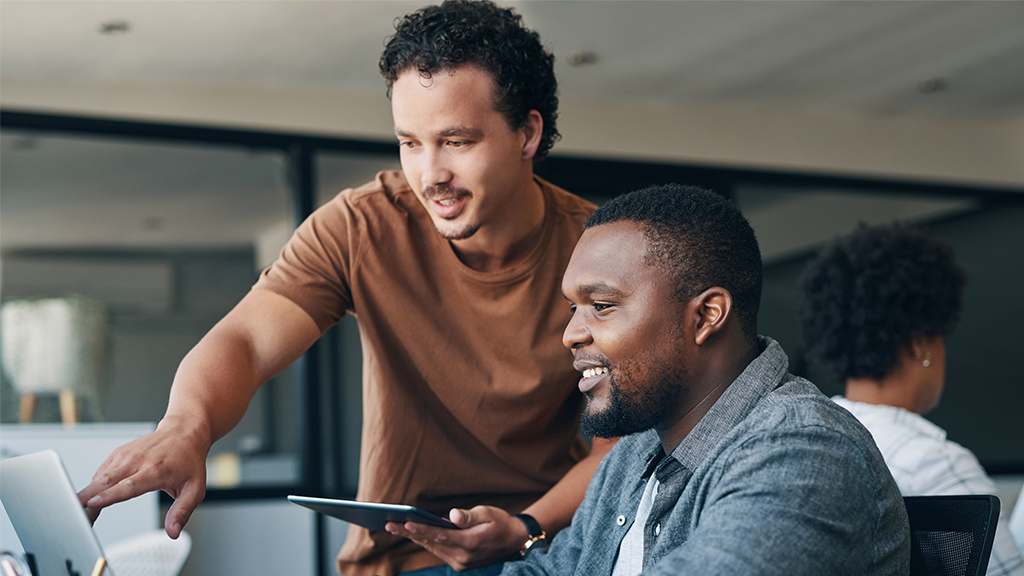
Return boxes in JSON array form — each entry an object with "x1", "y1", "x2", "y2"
[{"x1": 1, "y1": 2, "x2": 1022, "y2": 575}]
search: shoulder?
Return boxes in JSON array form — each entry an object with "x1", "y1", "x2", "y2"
[
  {"x1": 723, "y1": 377, "x2": 890, "y2": 481},
  {"x1": 902, "y1": 436, "x2": 995, "y2": 495},
  {"x1": 328, "y1": 170, "x2": 414, "y2": 211},
  {"x1": 305, "y1": 170, "x2": 419, "y2": 234},
  {"x1": 756, "y1": 376, "x2": 872, "y2": 440},
  {"x1": 828, "y1": 398, "x2": 993, "y2": 494},
  {"x1": 537, "y1": 176, "x2": 596, "y2": 226}
]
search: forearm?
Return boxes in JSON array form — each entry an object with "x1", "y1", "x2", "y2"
[
  {"x1": 162, "y1": 329, "x2": 265, "y2": 448},
  {"x1": 522, "y1": 437, "x2": 617, "y2": 534},
  {"x1": 162, "y1": 289, "x2": 321, "y2": 448}
]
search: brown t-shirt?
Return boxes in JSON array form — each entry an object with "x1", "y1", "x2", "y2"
[{"x1": 254, "y1": 171, "x2": 595, "y2": 576}]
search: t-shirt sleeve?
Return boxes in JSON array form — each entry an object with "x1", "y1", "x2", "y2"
[{"x1": 253, "y1": 192, "x2": 360, "y2": 334}]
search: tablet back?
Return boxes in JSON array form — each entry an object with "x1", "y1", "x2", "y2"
[{"x1": 0, "y1": 449, "x2": 111, "y2": 576}]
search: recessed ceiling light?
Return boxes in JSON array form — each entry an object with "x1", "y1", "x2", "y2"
[
  {"x1": 567, "y1": 51, "x2": 598, "y2": 67},
  {"x1": 98, "y1": 20, "x2": 130, "y2": 35},
  {"x1": 918, "y1": 77, "x2": 947, "y2": 94}
]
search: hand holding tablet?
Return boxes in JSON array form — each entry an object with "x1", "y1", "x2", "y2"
[{"x1": 287, "y1": 495, "x2": 459, "y2": 531}]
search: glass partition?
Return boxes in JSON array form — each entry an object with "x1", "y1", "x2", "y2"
[{"x1": 0, "y1": 130, "x2": 300, "y2": 489}]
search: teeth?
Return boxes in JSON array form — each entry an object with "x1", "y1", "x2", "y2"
[
  {"x1": 438, "y1": 198, "x2": 457, "y2": 206},
  {"x1": 582, "y1": 367, "x2": 609, "y2": 379}
]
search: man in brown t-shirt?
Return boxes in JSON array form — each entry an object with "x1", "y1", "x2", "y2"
[{"x1": 79, "y1": 2, "x2": 614, "y2": 575}]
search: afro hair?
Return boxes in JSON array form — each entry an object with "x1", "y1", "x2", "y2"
[{"x1": 797, "y1": 222, "x2": 966, "y2": 382}]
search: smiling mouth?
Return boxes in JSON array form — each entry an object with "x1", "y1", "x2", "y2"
[{"x1": 578, "y1": 365, "x2": 609, "y2": 393}]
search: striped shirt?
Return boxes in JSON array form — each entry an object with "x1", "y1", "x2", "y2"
[{"x1": 833, "y1": 396, "x2": 1024, "y2": 576}]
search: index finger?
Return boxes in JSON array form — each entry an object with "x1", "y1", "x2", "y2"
[
  {"x1": 81, "y1": 469, "x2": 153, "y2": 510},
  {"x1": 77, "y1": 453, "x2": 129, "y2": 507}
]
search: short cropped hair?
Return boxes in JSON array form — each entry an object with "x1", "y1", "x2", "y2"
[
  {"x1": 586, "y1": 184, "x2": 763, "y2": 343},
  {"x1": 379, "y1": 0, "x2": 560, "y2": 158},
  {"x1": 797, "y1": 222, "x2": 966, "y2": 382}
]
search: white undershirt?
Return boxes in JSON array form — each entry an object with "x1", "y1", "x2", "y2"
[{"x1": 611, "y1": 474, "x2": 660, "y2": 576}]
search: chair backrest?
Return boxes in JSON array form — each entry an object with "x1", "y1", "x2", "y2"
[
  {"x1": 104, "y1": 529, "x2": 192, "y2": 576},
  {"x1": 905, "y1": 495, "x2": 1000, "y2": 576}
]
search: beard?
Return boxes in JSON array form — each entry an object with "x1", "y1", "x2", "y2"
[
  {"x1": 581, "y1": 360, "x2": 686, "y2": 439},
  {"x1": 434, "y1": 221, "x2": 480, "y2": 241},
  {"x1": 422, "y1": 183, "x2": 479, "y2": 240}
]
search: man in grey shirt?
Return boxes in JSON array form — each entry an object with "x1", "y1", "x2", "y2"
[{"x1": 501, "y1": 184, "x2": 909, "y2": 576}]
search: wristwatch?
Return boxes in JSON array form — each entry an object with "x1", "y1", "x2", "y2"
[{"x1": 514, "y1": 513, "x2": 547, "y2": 557}]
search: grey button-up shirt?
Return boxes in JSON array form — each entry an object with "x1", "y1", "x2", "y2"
[{"x1": 503, "y1": 337, "x2": 909, "y2": 576}]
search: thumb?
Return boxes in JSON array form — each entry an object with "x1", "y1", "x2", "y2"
[
  {"x1": 449, "y1": 506, "x2": 487, "y2": 528},
  {"x1": 164, "y1": 484, "x2": 203, "y2": 539}
]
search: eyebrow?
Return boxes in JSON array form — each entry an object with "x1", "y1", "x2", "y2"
[
  {"x1": 440, "y1": 127, "x2": 484, "y2": 139},
  {"x1": 564, "y1": 282, "x2": 626, "y2": 301},
  {"x1": 394, "y1": 126, "x2": 484, "y2": 139}
]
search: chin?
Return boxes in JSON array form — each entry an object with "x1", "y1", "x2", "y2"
[
  {"x1": 433, "y1": 220, "x2": 480, "y2": 241},
  {"x1": 581, "y1": 406, "x2": 645, "y2": 439}
]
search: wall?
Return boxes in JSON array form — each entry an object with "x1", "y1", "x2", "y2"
[{"x1": 3, "y1": 79, "x2": 1023, "y2": 191}]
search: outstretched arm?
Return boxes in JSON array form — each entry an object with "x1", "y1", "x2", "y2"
[
  {"x1": 78, "y1": 289, "x2": 321, "y2": 538},
  {"x1": 385, "y1": 437, "x2": 617, "y2": 571}
]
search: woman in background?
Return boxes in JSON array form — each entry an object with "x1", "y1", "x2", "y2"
[{"x1": 797, "y1": 221, "x2": 1023, "y2": 576}]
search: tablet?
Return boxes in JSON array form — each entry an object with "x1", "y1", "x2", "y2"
[{"x1": 287, "y1": 496, "x2": 459, "y2": 531}]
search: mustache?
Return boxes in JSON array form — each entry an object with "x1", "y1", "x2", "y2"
[
  {"x1": 422, "y1": 183, "x2": 471, "y2": 202},
  {"x1": 574, "y1": 352, "x2": 611, "y2": 370}
]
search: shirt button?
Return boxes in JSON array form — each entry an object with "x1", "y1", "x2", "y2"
[
  {"x1": 655, "y1": 524, "x2": 661, "y2": 536},
  {"x1": 616, "y1": 515, "x2": 626, "y2": 526}
]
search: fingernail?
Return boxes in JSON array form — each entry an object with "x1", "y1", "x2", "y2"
[{"x1": 87, "y1": 496, "x2": 101, "y2": 506}]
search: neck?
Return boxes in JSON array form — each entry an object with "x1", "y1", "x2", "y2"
[
  {"x1": 657, "y1": 340, "x2": 759, "y2": 454},
  {"x1": 845, "y1": 375, "x2": 919, "y2": 413},
  {"x1": 451, "y1": 176, "x2": 546, "y2": 272}
]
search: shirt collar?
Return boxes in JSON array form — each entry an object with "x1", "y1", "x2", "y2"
[
  {"x1": 832, "y1": 396, "x2": 947, "y2": 441},
  {"x1": 668, "y1": 335, "x2": 789, "y2": 471}
]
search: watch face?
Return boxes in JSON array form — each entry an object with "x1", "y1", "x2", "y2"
[{"x1": 522, "y1": 535, "x2": 549, "y2": 557}]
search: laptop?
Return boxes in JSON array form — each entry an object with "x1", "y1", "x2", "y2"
[{"x1": 0, "y1": 449, "x2": 111, "y2": 576}]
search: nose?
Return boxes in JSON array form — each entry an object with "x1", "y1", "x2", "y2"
[
  {"x1": 420, "y1": 147, "x2": 453, "y2": 189},
  {"x1": 562, "y1": 309, "x2": 592, "y2": 351}
]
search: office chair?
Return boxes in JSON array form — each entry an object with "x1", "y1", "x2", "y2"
[
  {"x1": 105, "y1": 530, "x2": 192, "y2": 576},
  {"x1": 905, "y1": 495, "x2": 1000, "y2": 576}
]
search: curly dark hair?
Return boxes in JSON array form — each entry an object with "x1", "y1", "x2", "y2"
[
  {"x1": 797, "y1": 222, "x2": 966, "y2": 382},
  {"x1": 586, "y1": 184, "x2": 763, "y2": 343},
  {"x1": 379, "y1": 0, "x2": 560, "y2": 158}
]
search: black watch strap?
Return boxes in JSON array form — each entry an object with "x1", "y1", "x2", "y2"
[
  {"x1": 515, "y1": 514, "x2": 543, "y2": 538},
  {"x1": 514, "y1": 514, "x2": 547, "y2": 556}
]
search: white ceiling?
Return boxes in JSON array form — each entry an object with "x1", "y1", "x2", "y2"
[
  {"x1": 3, "y1": 1, "x2": 1023, "y2": 120},
  {"x1": 1, "y1": 0, "x2": 1022, "y2": 257}
]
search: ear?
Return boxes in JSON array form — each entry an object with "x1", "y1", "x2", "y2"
[
  {"x1": 692, "y1": 287, "x2": 733, "y2": 346},
  {"x1": 908, "y1": 338, "x2": 926, "y2": 362},
  {"x1": 520, "y1": 110, "x2": 543, "y2": 161},
  {"x1": 907, "y1": 336, "x2": 938, "y2": 368}
]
